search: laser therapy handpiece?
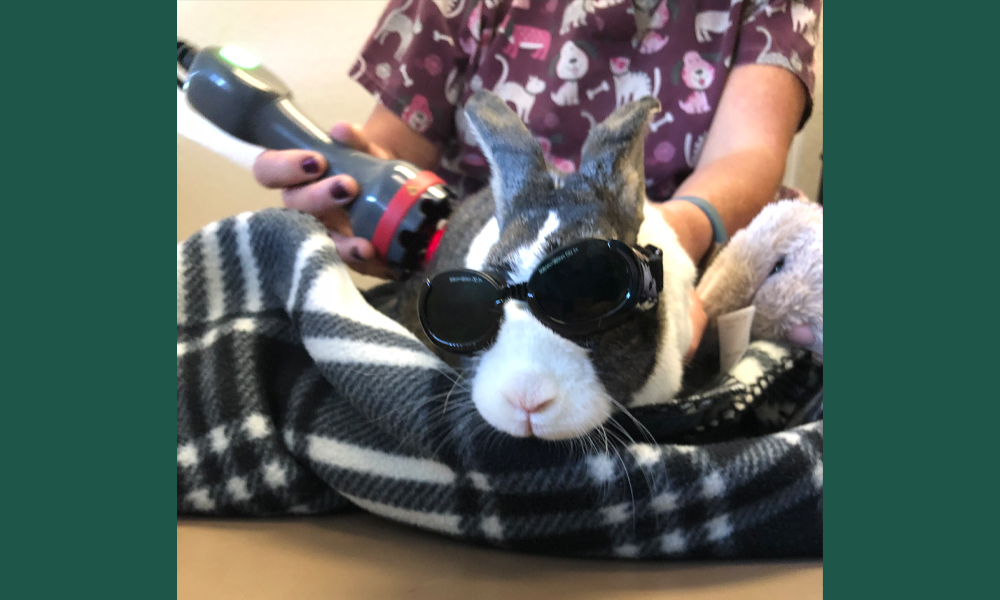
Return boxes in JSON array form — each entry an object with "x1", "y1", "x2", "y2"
[{"x1": 177, "y1": 40, "x2": 454, "y2": 274}]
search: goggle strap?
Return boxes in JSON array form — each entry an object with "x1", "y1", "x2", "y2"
[{"x1": 641, "y1": 245, "x2": 664, "y2": 292}]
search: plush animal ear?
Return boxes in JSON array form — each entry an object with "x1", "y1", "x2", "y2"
[
  {"x1": 577, "y1": 96, "x2": 660, "y2": 215},
  {"x1": 463, "y1": 91, "x2": 551, "y2": 222}
]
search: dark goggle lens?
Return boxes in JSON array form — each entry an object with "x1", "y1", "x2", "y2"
[
  {"x1": 529, "y1": 241, "x2": 632, "y2": 324},
  {"x1": 422, "y1": 272, "x2": 501, "y2": 346}
]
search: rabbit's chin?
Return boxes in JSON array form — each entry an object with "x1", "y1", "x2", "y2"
[{"x1": 470, "y1": 303, "x2": 614, "y2": 441}]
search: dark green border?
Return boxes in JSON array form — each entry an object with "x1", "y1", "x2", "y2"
[
  {"x1": 827, "y1": 4, "x2": 996, "y2": 598},
  {"x1": 7, "y1": 3, "x2": 175, "y2": 598}
]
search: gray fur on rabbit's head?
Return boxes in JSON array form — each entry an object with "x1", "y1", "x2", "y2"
[
  {"x1": 432, "y1": 91, "x2": 695, "y2": 441},
  {"x1": 697, "y1": 199, "x2": 823, "y2": 358}
]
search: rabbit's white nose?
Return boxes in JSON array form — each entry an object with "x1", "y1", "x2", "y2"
[
  {"x1": 502, "y1": 374, "x2": 558, "y2": 414},
  {"x1": 507, "y1": 393, "x2": 555, "y2": 414}
]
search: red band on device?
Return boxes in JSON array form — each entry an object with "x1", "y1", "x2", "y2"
[
  {"x1": 371, "y1": 170, "x2": 445, "y2": 259},
  {"x1": 422, "y1": 227, "x2": 446, "y2": 268}
]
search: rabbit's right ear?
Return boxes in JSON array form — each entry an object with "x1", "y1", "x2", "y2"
[{"x1": 464, "y1": 91, "x2": 552, "y2": 224}]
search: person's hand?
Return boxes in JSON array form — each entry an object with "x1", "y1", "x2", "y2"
[
  {"x1": 685, "y1": 290, "x2": 708, "y2": 363},
  {"x1": 252, "y1": 122, "x2": 397, "y2": 279}
]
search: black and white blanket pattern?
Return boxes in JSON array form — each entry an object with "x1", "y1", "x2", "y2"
[{"x1": 177, "y1": 209, "x2": 823, "y2": 559}]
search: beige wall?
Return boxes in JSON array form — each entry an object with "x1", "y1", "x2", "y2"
[
  {"x1": 177, "y1": 0, "x2": 823, "y2": 242},
  {"x1": 784, "y1": 11, "x2": 823, "y2": 199}
]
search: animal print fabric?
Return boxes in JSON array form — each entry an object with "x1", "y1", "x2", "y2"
[
  {"x1": 351, "y1": 0, "x2": 821, "y2": 199},
  {"x1": 177, "y1": 209, "x2": 823, "y2": 558}
]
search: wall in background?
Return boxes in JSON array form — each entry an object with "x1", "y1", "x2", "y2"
[
  {"x1": 784, "y1": 10, "x2": 823, "y2": 200},
  {"x1": 177, "y1": 0, "x2": 823, "y2": 241}
]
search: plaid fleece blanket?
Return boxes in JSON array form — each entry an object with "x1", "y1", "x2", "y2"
[{"x1": 177, "y1": 209, "x2": 823, "y2": 559}]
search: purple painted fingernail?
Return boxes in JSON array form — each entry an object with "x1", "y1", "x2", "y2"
[
  {"x1": 301, "y1": 157, "x2": 320, "y2": 174},
  {"x1": 331, "y1": 181, "x2": 351, "y2": 201}
]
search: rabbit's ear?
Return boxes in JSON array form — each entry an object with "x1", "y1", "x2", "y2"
[
  {"x1": 464, "y1": 91, "x2": 551, "y2": 222},
  {"x1": 577, "y1": 96, "x2": 660, "y2": 215}
]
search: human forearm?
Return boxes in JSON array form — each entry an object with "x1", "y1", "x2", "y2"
[
  {"x1": 661, "y1": 148, "x2": 787, "y2": 263},
  {"x1": 658, "y1": 64, "x2": 806, "y2": 264}
]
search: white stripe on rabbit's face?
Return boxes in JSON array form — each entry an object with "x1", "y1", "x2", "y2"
[
  {"x1": 468, "y1": 209, "x2": 613, "y2": 440},
  {"x1": 463, "y1": 210, "x2": 559, "y2": 279},
  {"x1": 510, "y1": 211, "x2": 559, "y2": 282},
  {"x1": 464, "y1": 217, "x2": 499, "y2": 271}
]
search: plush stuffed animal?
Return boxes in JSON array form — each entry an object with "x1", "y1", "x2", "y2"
[{"x1": 696, "y1": 199, "x2": 823, "y2": 360}]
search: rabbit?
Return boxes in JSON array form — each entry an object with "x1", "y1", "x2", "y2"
[
  {"x1": 696, "y1": 198, "x2": 823, "y2": 361},
  {"x1": 391, "y1": 90, "x2": 696, "y2": 441}
]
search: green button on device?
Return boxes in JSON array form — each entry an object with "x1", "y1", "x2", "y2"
[{"x1": 218, "y1": 46, "x2": 261, "y2": 69}]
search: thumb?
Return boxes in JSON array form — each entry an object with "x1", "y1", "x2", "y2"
[
  {"x1": 328, "y1": 231, "x2": 378, "y2": 264},
  {"x1": 329, "y1": 123, "x2": 392, "y2": 160},
  {"x1": 327, "y1": 231, "x2": 398, "y2": 280},
  {"x1": 685, "y1": 290, "x2": 708, "y2": 363}
]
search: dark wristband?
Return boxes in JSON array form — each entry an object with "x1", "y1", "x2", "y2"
[{"x1": 671, "y1": 196, "x2": 728, "y2": 244}]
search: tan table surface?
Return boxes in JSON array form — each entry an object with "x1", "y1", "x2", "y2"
[{"x1": 178, "y1": 513, "x2": 821, "y2": 599}]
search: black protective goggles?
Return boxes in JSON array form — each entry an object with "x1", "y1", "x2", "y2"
[{"x1": 419, "y1": 239, "x2": 664, "y2": 354}]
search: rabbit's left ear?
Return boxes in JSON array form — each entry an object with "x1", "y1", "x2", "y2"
[{"x1": 577, "y1": 97, "x2": 660, "y2": 216}]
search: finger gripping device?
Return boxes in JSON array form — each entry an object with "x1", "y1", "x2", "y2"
[{"x1": 177, "y1": 40, "x2": 454, "y2": 274}]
